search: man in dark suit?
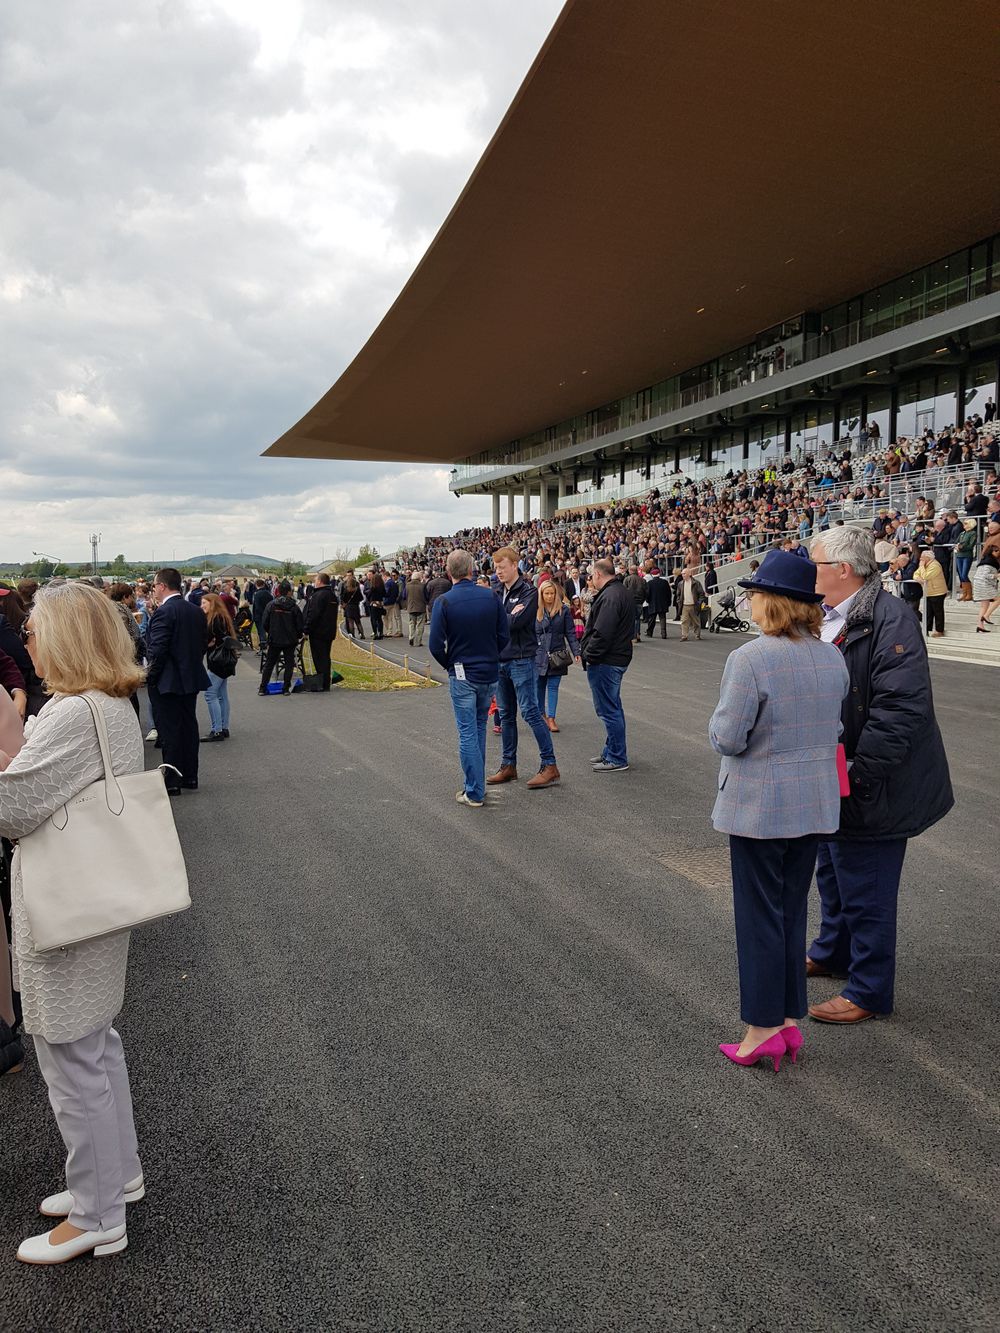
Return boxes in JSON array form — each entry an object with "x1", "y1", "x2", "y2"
[
  {"x1": 302, "y1": 573, "x2": 339, "y2": 691},
  {"x1": 643, "y1": 568, "x2": 672, "y2": 638},
  {"x1": 146, "y1": 567, "x2": 210, "y2": 794}
]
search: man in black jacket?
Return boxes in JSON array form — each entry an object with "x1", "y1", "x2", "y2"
[
  {"x1": 303, "y1": 573, "x2": 339, "y2": 691},
  {"x1": 146, "y1": 567, "x2": 210, "y2": 793},
  {"x1": 807, "y1": 529, "x2": 953, "y2": 1024},
  {"x1": 643, "y1": 567, "x2": 672, "y2": 639},
  {"x1": 580, "y1": 559, "x2": 633, "y2": 773},
  {"x1": 259, "y1": 582, "x2": 304, "y2": 696}
]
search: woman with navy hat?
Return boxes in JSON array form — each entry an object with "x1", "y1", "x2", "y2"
[{"x1": 709, "y1": 550, "x2": 849, "y2": 1072}]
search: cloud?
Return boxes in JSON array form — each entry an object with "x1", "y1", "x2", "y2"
[{"x1": 0, "y1": 0, "x2": 563, "y2": 562}]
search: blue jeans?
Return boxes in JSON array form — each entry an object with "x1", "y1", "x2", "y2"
[
  {"x1": 205, "y1": 671, "x2": 231, "y2": 733},
  {"x1": 587, "y1": 663, "x2": 628, "y2": 766},
  {"x1": 536, "y1": 673, "x2": 561, "y2": 719},
  {"x1": 955, "y1": 555, "x2": 972, "y2": 584},
  {"x1": 497, "y1": 659, "x2": 555, "y2": 769},
  {"x1": 632, "y1": 607, "x2": 642, "y2": 639},
  {"x1": 809, "y1": 837, "x2": 908, "y2": 1013},
  {"x1": 448, "y1": 676, "x2": 496, "y2": 802}
]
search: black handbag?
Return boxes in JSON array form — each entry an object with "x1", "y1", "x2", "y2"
[
  {"x1": 547, "y1": 644, "x2": 574, "y2": 671},
  {"x1": 206, "y1": 636, "x2": 240, "y2": 678}
]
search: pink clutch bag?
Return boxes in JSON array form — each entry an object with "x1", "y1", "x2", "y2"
[{"x1": 836, "y1": 743, "x2": 851, "y2": 797}]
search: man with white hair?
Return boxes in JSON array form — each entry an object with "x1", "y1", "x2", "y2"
[{"x1": 806, "y1": 527, "x2": 953, "y2": 1024}]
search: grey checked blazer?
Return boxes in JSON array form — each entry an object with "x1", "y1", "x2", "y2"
[{"x1": 709, "y1": 634, "x2": 850, "y2": 839}]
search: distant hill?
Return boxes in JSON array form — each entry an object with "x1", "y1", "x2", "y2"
[{"x1": 182, "y1": 552, "x2": 285, "y2": 569}]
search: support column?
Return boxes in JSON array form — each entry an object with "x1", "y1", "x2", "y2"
[
  {"x1": 522, "y1": 482, "x2": 531, "y2": 522},
  {"x1": 558, "y1": 474, "x2": 568, "y2": 501},
  {"x1": 506, "y1": 490, "x2": 515, "y2": 525},
  {"x1": 540, "y1": 484, "x2": 555, "y2": 521},
  {"x1": 492, "y1": 491, "x2": 501, "y2": 528}
]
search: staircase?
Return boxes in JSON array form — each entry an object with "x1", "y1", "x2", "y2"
[{"x1": 926, "y1": 598, "x2": 1000, "y2": 667}]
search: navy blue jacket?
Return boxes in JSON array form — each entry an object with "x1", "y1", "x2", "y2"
[
  {"x1": 834, "y1": 582, "x2": 953, "y2": 841},
  {"x1": 429, "y1": 579, "x2": 510, "y2": 683},
  {"x1": 535, "y1": 607, "x2": 579, "y2": 677},
  {"x1": 498, "y1": 575, "x2": 539, "y2": 661},
  {"x1": 146, "y1": 594, "x2": 210, "y2": 695},
  {"x1": 252, "y1": 587, "x2": 272, "y2": 620}
]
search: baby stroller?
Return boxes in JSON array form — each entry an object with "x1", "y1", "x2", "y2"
[
  {"x1": 234, "y1": 604, "x2": 254, "y2": 649},
  {"x1": 709, "y1": 587, "x2": 751, "y2": 634}
]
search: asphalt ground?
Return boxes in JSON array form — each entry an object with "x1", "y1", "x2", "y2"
[{"x1": 1, "y1": 629, "x2": 997, "y2": 1332}]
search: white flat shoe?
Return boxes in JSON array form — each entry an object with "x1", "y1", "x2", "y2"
[
  {"x1": 40, "y1": 1174, "x2": 144, "y2": 1218},
  {"x1": 17, "y1": 1223, "x2": 127, "y2": 1264}
]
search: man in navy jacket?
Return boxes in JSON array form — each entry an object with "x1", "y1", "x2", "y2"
[
  {"x1": 429, "y1": 550, "x2": 509, "y2": 807},
  {"x1": 147, "y1": 568, "x2": 210, "y2": 793}
]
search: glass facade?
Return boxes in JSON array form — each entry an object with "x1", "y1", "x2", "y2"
[{"x1": 453, "y1": 230, "x2": 1000, "y2": 487}]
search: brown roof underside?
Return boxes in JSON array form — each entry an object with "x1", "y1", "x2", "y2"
[{"x1": 265, "y1": 0, "x2": 1000, "y2": 467}]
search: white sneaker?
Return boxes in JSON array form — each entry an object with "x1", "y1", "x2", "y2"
[
  {"x1": 17, "y1": 1222, "x2": 127, "y2": 1264},
  {"x1": 40, "y1": 1174, "x2": 144, "y2": 1218},
  {"x1": 144, "y1": 729, "x2": 157, "y2": 742},
  {"x1": 456, "y1": 791, "x2": 485, "y2": 808}
]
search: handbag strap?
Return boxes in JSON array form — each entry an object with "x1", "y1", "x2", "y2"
[{"x1": 80, "y1": 693, "x2": 126, "y2": 817}]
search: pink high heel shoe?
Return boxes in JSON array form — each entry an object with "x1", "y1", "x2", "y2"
[
  {"x1": 781, "y1": 1026, "x2": 804, "y2": 1064},
  {"x1": 718, "y1": 1032, "x2": 786, "y2": 1071}
]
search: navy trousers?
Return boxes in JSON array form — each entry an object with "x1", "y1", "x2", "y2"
[
  {"x1": 729, "y1": 834, "x2": 820, "y2": 1027},
  {"x1": 809, "y1": 837, "x2": 908, "y2": 1014}
]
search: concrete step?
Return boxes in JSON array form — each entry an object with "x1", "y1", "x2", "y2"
[{"x1": 927, "y1": 640, "x2": 1000, "y2": 667}]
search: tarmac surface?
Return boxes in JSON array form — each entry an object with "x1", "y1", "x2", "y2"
[{"x1": 2, "y1": 628, "x2": 997, "y2": 1332}]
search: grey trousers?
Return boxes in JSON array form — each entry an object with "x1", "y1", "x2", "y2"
[
  {"x1": 408, "y1": 611, "x2": 426, "y2": 645},
  {"x1": 33, "y1": 1023, "x2": 141, "y2": 1231}
]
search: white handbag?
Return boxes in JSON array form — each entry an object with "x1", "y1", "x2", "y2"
[{"x1": 18, "y1": 693, "x2": 191, "y2": 952}]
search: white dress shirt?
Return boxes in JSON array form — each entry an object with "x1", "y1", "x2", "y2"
[{"x1": 820, "y1": 590, "x2": 859, "y2": 643}]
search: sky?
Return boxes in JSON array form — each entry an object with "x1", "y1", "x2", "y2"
[{"x1": 0, "y1": 0, "x2": 564, "y2": 565}]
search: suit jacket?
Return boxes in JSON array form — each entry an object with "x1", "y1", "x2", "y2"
[
  {"x1": 709, "y1": 634, "x2": 849, "y2": 839},
  {"x1": 146, "y1": 595, "x2": 210, "y2": 695}
]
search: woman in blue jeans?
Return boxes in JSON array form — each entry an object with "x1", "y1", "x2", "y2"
[
  {"x1": 201, "y1": 593, "x2": 235, "y2": 742},
  {"x1": 534, "y1": 580, "x2": 579, "y2": 732}
]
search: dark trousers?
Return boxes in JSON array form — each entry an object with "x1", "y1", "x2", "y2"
[
  {"x1": 253, "y1": 617, "x2": 267, "y2": 652},
  {"x1": 261, "y1": 644, "x2": 295, "y2": 692},
  {"x1": 809, "y1": 837, "x2": 908, "y2": 1013},
  {"x1": 308, "y1": 633, "x2": 334, "y2": 691},
  {"x1": 150, "y1": 687, "x2": 200, "y2": 787},
  {"x1": 369, "y1": 607, "x2": 385, "y2": 639},
  {"x1": 729, "y1": 833, "x2": 820, "y2": 1027},
  {"x1": 925, "y1": 594, "x2": 945, "y2": 633},
  {"x1": 645, "y1": 612, "x2": 667, "y2": 638}
]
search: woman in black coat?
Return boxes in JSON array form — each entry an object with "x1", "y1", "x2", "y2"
[
  {"x1": 534, "y1": 579, "x2": 580, "y2": 732},
  {"x1": 340, "y1": 577, "x2": 364, "y2": 638},
  {"x1": 366, "y1": 573, "x2": 386, "y2": 640}
]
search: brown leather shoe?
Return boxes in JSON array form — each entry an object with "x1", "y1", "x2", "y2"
[
  {"x1": 808, "y1": 995, "x2": 877, "y2": 1024},
  {"x1": 526, "y1": 764, "x2": 560, "y2": 789},
  {"x1": 545, "y1": 716, "x2": 559, "y2": 732},
  {"x1": 805, "y1": 956, "x2": 832, "y2": 978},
  {"x1": 487, "y1": 765, "x2": 518, "y2": 785}
]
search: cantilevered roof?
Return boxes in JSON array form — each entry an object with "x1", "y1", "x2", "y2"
[{"x1": 266, "y1": 0, "x2": 1000, "y2": 467}]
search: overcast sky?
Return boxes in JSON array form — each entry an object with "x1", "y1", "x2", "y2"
[{"x1": 1, "y1": 0, "x2": 564, "y2": 565}]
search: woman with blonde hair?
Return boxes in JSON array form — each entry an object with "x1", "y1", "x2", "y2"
[
  {"x1": 709, "y1": 551, "x2": 849, "y2": 1072},
  {"x1": 534, "y1": 578, "x2": 579, "y2": 732},
  {"x1": 0, "y1": 583, "x2": 147, "y2": 1263}
]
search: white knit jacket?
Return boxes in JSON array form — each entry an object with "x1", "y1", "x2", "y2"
[{"x1": 0, "y1": 693, "x2": 143, "y2": 1043}]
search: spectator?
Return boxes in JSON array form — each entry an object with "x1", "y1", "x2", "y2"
[
  {"x1": 580, "y1": 557, "x2": 633, "y2": 773},
  {"x1": 429, "y1": 550, "x2": 509, "y2": 807},
  {"x1": 807, "y1": 528, "x2": 953, "y2": 1024},
  {"x1": 643, "y1": 567, "x2": 672, "y2": 639},
  {"x1": 914, "y1": 549, "x2": 948, "y2": 637},
  {"x1": 340, "y1": 575, "x2": 364, "y2": 639},
  {"x1": 710, "y1": 550, "x2": 848, "y2": 1071},
  {"x1": 622, "y1": 565, "x2": 644, "y2": 644},
  {"x1": 972, "y1": 547, "x2": 999, "y2": 631},
  {"x1": 406, "y1": 572, "x2": 428, "y2": 646},
  {"x1": 146, "y1": 568, "x2": 210, "y2": 794},
  {"x1": 488, "y1": 546, "x2": 560, "y2": 790},
  {"x1": 251, "y1": 579, "x2": 272, "y2": 653},
  {"x1": 534, "y1": 578, "x2": 579, "y2": 733},
  {"x1": 679, "y1": 567, "x2": 707, "y2": 642},
  {"x1": 0, "y1": 583, "x2": 147, "y2": 1263},
  {"x1": 259, "y1": 581, "x2": 303, "y2": 696},
  {"x1": 383, "y1": 570, "x2": 402, "y2": 637},
  {"x1": 303, "y1": 573, "x2": 339, "y2": 691},
  {"x1": 367, "y1": 571, "x2": 386, "y2": 641},
  {"x1": 201, "y1": 592, "x2": 236, "y2": 742}
]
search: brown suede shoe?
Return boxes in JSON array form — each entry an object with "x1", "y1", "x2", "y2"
[
  {"x1": 808, "y1": 996, "x2": 877, "y2": 1024},
  {"x1": 544, "y1": 716, "x2": 559, "y2": 732},
  {"x1": 487, "y1": 765, "x2": 518, "y2": 785},
  {"x1": 526, "y1": 764, "x2": 560, "y2": 789},
  {"x1": 805, "y1": 956, "x2": 832, "y2": 978}
]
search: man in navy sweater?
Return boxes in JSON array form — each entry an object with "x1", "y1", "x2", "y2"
[{"x1": 429, "y1": 550, "x2": 509, "y2": 807}]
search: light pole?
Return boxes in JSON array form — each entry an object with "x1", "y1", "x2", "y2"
[{"x1": 89, "y1": 532, "x2": 102, "y2": 577}]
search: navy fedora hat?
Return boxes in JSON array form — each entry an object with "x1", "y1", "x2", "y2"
[{"x1": 737, "y1": 549, "x2": 824, "y2": 603}]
